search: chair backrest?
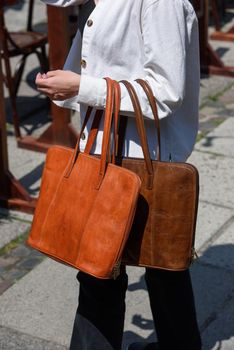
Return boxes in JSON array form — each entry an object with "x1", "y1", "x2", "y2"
[{"x1": 1, "y1": 0, "x2": 35, "y2": 31}]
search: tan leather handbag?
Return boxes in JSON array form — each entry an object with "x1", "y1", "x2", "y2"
[
  {"x1": 117, "y1": 80, "x2": 199, "y2": 271},
  {"x1": 27, "y1": 78, "x2": 141, "y2": 279}
]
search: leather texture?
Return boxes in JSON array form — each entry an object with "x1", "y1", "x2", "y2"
[
  {"x1": 27, "y1": 78, "x2": 141, "y2": 279},
  {"x1": 118, "y1": 80, "x2": 199, "y2": 271}
]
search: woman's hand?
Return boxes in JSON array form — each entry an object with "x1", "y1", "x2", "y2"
[{"x1": 35, "y1": 70, "x2": 81, "y2": 100}]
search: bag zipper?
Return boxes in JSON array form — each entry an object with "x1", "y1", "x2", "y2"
[{"x1": 112, "y1": 260, "x2": 121, "y2": 279}]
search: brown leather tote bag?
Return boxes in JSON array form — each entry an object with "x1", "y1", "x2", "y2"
[
  {"x1": 27, "y1": 78, "x2": 141, "y2": 279},
  {"x1": 117, "y1": 80, "x2": 199, "y2": 271}
]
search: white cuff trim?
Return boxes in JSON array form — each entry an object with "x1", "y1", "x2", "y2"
[{"x1": 77, "y1": 75, "x2": 107, "y2": 108}]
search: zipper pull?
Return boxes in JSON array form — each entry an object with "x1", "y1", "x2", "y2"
[
  {"x1": 191, "y1": 247, "x2": 198, "y2": 264},
  {"x1": 112, "y1": 261, "x2": 121, "y2": 280}
]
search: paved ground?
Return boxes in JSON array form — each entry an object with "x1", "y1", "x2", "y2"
[{"x1": 0, "y1": 1, "x2": 234, "y2": 349}]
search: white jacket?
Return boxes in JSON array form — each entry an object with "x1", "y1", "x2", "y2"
[{"x1": 41, "y1": 0, "x2": 200, "y2": 161}]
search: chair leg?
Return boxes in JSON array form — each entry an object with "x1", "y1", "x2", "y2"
[
  {"x1": 221, "y1": 0, "x2": 226, "y2": 19},
  {"x1": 36, "y1": 45, "x2": 49, "y2": 73},
  {"x1": 211, "y1": 0, "x2": 221, "y2": 31},
  {"x1": 3, "y1": 55, "x2": 21, "y2": 138},
  {"x1": 13, "y1": 54, "x2": 28, "y2": 96}
]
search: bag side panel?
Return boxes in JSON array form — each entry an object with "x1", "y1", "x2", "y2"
[
  {"x1": 76, "y1": 164, "x2": 141, "y2": 278},
  {"x1": 27, "y1": 146, "x2": 73, "y2": 247},
  {"x1": 121, "y1": 159, "x2": 198, "y2": 270}
]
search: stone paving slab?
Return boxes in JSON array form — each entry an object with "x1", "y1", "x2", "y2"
[
  {"x1": 195, "y1": 200, "x2": 233, "y2": 252},
  {"x1": 0, "y1": 231, "x2": 47, "y2": 296},
  {"x1": 124, "y1": 267, "x2": 156, "y2": 346},
  {"x1": 0, "y1": 207, "x2": 33, "y2": 223},
  {"x1": 7, "y1": 136, "x2": 46, "y2": 197},
  {"x1": 199, "y1": 219, "x2": 234, "y2": 271},
  {"x1": 211, "y1": 39, "x2": 234, "y2": 67},
  {"x1": 189, "y1": 151, "x2": 234, "y2": 209},
  {"x1": 199, "y1": 76, "x2": 234, "y2": 107},
  {"x1": 198, "y1": 108, "x2": 229, "y2": 137},
  {"x1": 190, "y1": 262, "x2": 234, "y2": 333},
  {"x1": 0, "y1": 255, "x2": 155, "y2": 349},
  {"x1": 201, "y1": 290, "x2": 234, "y2": 350},
  {"x1": 7, "y1": 136, "x2": 45, "y2": 173},
  {"x1": 0, "y1": 215, "x2": 30, "y2": 250},
  {"x1": 0, "y1": 326, "x2": 67, "y2": 350},
  {"x1": 219, "y1": 83, "x2": 234, "y2": 106},
  {"x1": 0, "y1": 259, "x2": 77, "y2": 347},
  {"x1": 6, "y1": 114, "x2": 79, "y2": 197},
  {"x1": 1, "y1": 255, "x2": 234, "y2": 349},
  {"x1": 0, "y1": 280, "x2": 13, "y2": 295},
  {"x1": 195, "y1": 117, "x2": 234, "y2": 157},
  {"x1": 4, "y1": 83, "x2": 49, "y2": 132}
]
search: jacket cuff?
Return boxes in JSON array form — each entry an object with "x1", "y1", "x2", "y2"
[{"x1": 77, "y1": 75, "x2": 107, "y2": 107}]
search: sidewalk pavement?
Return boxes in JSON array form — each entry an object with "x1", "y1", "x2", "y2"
[{"x1": 0, "y1": 2, "x2": 234, "y2": 349}]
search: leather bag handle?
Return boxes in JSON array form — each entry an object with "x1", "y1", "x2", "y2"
[
  {"x1": 84, "y1": 109, "x2": 103, "y2": 154},
  {"x1": 64, "y1": 78, "x2": 115, "y2": 188},
  {"x1": 117, "y1": 80, "x2": 162, "y2": 162},
  {"x1": 84, "y1": 80, "x2": 121, "y2": 163},
  {"x1": 95, "y1": 77, "x2": 115, "y2": 188},
  {"x1": 112, "y1": 80, "x2": 121, "y2": 164},
  {"x1": 120, "y1": 80, "x2": 154, "y2": 189},
  {"x1": 135, "y1": 79, "x2": 161, "y2": 161},
  {"x1": 64, "y1": 105, "x2": 97, "y2": 178},
  {"x1": 83, "y1": 81, "x2": 157, "y2": 170}
]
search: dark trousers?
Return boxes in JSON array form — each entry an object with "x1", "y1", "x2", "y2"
[{"x1": 70, "y1": 267, "x2": 202, "y2": 350}]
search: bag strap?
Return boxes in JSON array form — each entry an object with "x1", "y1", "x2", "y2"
[
  {"x1": 84, "y1": 109, "x2": 103, "y2": 154},
  {"x1": 135, "y1": 79, "x2": 161, "y2": 161},
  {"x1": 64, "y1": 78, "x2": 115, "y2": 188},
  {"x1": 117, "y1": 80, "x2": 161, "y2": 162},
  {"x1": 83, "y1": 80, "x2": 161, "y2": 166},
  {"x1": 84, "y1": 80, "x2": 121, "y2": 163},
  {"x1": 112, "y1": 80, "x2": 121, "y2": 164},
  {"x1": 120, "y1": 80, "x2": 154, "y2": 189},
  {"x1": 63, "y1": 104, "x2": 100, "y2": 178},
  {"x1": 95, "y1": 77, "x2": 115, "y2": 188}
]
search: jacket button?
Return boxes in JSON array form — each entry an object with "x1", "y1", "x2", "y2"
[
  {"x1": 87, "y1": 19, "x2": 93, "y2": 27},
  {"x1": 81, "y1": 132, "x2": 86, "y2": 140},
  {"x1": 80, "y1": 59, "x2": 87, "y2": 69}
]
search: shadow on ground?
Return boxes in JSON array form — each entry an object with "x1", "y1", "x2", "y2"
[
  {"x1": 124, "y1": 244, "x2": 234, "y2": 350},
  {"x1": 5, "y1": 95, "x2": 50, "y2": 135}
]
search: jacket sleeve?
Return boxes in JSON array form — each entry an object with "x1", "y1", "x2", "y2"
[
  {"x1": 40, "y1": 0, "x2": 89, "y2": 7},
  {"x1": 77, "y1": 0, "x2": 199, "y2": 120}
]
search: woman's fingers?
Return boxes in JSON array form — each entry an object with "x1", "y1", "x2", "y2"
[
  {"x1": 35, "y1": 70, "x2": 80, "y2": 100},
  {"x1": 35, "y1": 74, "x2": 50, "y2": 88},
  {"x1": 37, "y1": 87, "x2": 50, "y2": 93},
  {"x1": 37, "y1": 87, "x2": 74, "y2": 101},
  {"x1": 45, "y1": 70, "x2": 59, "y2": 77}
]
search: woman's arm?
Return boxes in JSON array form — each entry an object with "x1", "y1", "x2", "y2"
[{"x1": 36, "y1": 0, "x2": 199, "y2": 120}]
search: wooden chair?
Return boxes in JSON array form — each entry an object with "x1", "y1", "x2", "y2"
[
  {"x1": 210, "y1": 0, "x2": 227, "y2": 31},
  {"x1": 210, "y1": 0, "x2": 234, "y2": 42},
  {"x1": 210, "y1": 0, "x2": 222, "y2": 30},
  {"x1": 191, "y1": 0, "x2": 234, "y2": 77},
  {"x1": 0, "y1": 55, "x2": 36, "y2": 213},
  {"x1": 0, "y1": 0, "x2": 48, "y2": 138}
]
